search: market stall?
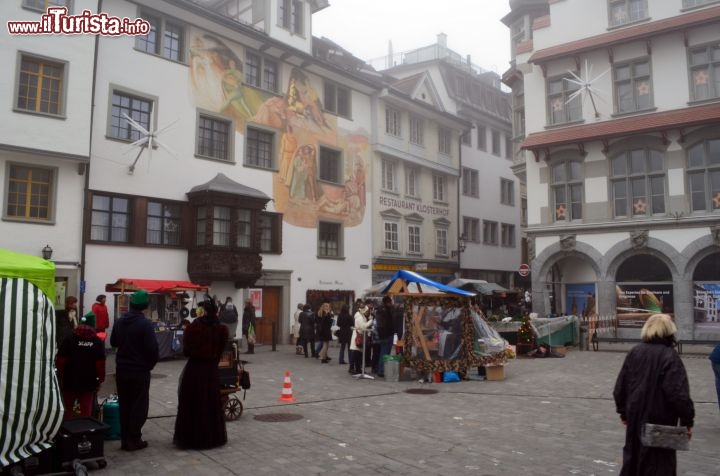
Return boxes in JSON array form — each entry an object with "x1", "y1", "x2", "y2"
[
  {"x1": 381, "y1": 270, "x2": 510, "y2": 376},
  {"x1": 105, "y1": 278, "x2": 209, "y2": 359},
  {"x1": 0, "y1": 249, "x2": 63, "y2": 469}
]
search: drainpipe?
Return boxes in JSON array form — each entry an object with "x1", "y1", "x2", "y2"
[
  {"x1": 79, "y1": 0, "x2": 102, "y2": 312},
  {"x1": 456, "y1": 131, "x2": 465, "y2": 276}
]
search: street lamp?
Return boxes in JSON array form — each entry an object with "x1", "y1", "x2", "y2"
[
  {"x1": 451, "y1": 235, "x2": 467, "y2": 258},
  {"x1": 41, "y1": 244, "x2": 53, "y2": 260}
]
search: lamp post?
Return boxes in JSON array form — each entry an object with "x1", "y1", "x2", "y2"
[
  {"x1": 41, "y1": 244, "x2": 53, "y2": 260},
  {"x1": 451, "y1": 235, "x2": 467, "y2": 258}
]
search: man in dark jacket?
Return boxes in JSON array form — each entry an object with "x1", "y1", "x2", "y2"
[
  {"x1": 110, "y1": 289, "x2": 159, "y2": 452},
  {"x1": 373, "y1": 296, "x2": 396, "y2": 377},
  {"x1": 298, "y1": 304, "x2": 317, "y2": 358}
]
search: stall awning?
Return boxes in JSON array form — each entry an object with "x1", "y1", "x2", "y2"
[
  {"x1": 446, "y1": 278, "x2": 510, "y2": 296},
  {"x1": 381, "y1": 270, "x2": 476, "y2": 296},
  {"x1": 105, "y1": 278, "x2": 208, "y2": 294}
]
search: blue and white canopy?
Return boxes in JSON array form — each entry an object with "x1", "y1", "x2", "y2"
[{"x1": 380, "y1": 270, "x2": 476, "y2": 296}]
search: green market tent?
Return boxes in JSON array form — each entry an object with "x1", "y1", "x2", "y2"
[{"x1": 0, "y1": 249, "x2": 63, "y2": 467}]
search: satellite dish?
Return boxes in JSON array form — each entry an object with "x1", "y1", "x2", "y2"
[{"x1": 122, "y1": 112, "x2": 178, "y2": 174}]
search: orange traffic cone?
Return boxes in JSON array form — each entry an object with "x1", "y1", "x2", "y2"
[{"x1": 277, "y1": 370, "x2": 296, "y2": 403}]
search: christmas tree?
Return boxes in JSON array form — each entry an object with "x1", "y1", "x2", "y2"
[{"x1": 517, "y1": 314, "x2": 534, "y2": 344}]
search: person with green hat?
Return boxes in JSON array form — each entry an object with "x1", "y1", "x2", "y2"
[
  {"x1": 80, "y1": 311, "x2": 96, "y2": 329},
  {"x1": 110, "y1": 289, "x2": 159, "y2": 452}
]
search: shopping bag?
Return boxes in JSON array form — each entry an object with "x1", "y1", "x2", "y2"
[{"x1": 247, "y1": 323, "x2": 256, "y2": 344}]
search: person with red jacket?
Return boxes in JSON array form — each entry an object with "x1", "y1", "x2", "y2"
[
  {"x1": 92, "y1": 294, "x2": 110, "y2": 338},
  {"x1": 55, "y1": 324, "x2": 106, "y2": 420}
]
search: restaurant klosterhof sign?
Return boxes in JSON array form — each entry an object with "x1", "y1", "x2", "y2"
[{"x1": 378, "y1": 195, "x2": 450, "y2": 217}]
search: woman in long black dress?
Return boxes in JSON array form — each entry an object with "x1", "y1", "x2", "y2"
[{"x1": 174, "y1": 299, "x2": 229, "y2": 450}]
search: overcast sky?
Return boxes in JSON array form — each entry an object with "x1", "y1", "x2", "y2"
[{"x1": 312, "y1": 0, "x2": 512, "y2": 75}]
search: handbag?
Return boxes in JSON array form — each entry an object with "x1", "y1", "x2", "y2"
[
  {"x1": 239, "y1": 368, "x2": 251, "y2": 390},
  {"x1": 641, "y1": 423, "x2": 689, "y2": 451},
  {"x1": 355, "y1": 331, "x2": 364, "y2": 347}
]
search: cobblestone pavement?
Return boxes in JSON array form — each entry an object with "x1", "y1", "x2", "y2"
[{"x1": 95, "y1": 343, "x2": 720, "y2": 475}]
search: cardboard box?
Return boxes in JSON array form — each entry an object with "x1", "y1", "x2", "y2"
[
  {"x1": 485, "y1": 365, "x2": 505, "y2": 381},
  {"x1": 551, "y1": 345, "x2": 567, "y2": 356}
]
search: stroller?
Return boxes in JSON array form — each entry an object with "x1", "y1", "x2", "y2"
[{"x1": 218, "y1": 339, "x2": 250, "y2": 421}]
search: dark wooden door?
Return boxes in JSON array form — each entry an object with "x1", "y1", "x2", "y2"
[{"x1": 256, "y1": 286, "x2": 280, "y2": 344}]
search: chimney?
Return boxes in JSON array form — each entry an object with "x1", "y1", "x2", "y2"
[{"x1": 437, "y1": 32, "x2": 447, "y2": 48}]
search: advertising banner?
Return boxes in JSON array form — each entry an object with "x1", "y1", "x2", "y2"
[
  {"x1": 693, "y1": 282, "x2": 720, "y2": 325},
  {"x1": 565, "y1": 283, "x2": 596, "y2": 317},
  {"x1": 615, "y1": 283, "x2": 673, "y2": 327}
]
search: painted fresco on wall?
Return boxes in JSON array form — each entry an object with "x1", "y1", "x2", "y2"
[
  {"x1": 615, "y1": 283, "x2": 674, "y2": 327},
  {"x1": 693, "y1": 282, "x2": 720, "y2": 325},
  {"x1": 189, "y1": 33, "x2": 369, "y2": 228}
]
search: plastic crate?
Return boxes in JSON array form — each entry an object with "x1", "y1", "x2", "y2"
[{"x1": 55, "y1": 417, "x2": 109, "y2": 466}]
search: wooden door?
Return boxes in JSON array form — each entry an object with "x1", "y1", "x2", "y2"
[{"x1": 256, "y1": 286, "x2": 281, "y2": 344}]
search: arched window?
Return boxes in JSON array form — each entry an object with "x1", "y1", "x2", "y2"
[
  {"x1": 551, "y1": 160, "x2": 583, "y2": 221},
  {"x1": 687, "y1": 138, "x2": 720, "y2": 212},
  {"x1": 610, "y1": 148, "x2": 665, "y2": 217}
]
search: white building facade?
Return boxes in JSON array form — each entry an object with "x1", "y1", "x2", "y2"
[
  {"x1": 504, "y1": 0, "x2": 720, "y2": 339},
  {"x1": 0, "y1": 0, "x2": 96, "y2": 305}
]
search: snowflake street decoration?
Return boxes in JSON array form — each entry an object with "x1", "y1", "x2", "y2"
[
  {"x1": 564, "y1": 59, "x2": 610, "y2": 118},
  {"x1": 122, "y1": 113, "x2": 178, "y2": 174}
]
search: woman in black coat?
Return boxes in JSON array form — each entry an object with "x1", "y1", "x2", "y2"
[
  {"x1": 613, "y1": 313, "x2": 694, "y2": 476},
  {"x1": 336, "y1": 304, "x2": 354, "y2": 365}
]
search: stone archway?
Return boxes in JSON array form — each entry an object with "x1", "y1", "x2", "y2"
[{"x1": 683, "y1": 235, "x2": 720, "y2": 339}]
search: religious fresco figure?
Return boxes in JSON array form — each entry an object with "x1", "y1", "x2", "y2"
[
  {"x1": 279, "y1": 124, "x2": 298, "y2": 183},
  {"x1": 221, "y1": 59, "x2": 253, "y2": 119}
]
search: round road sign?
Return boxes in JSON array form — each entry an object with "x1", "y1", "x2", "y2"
[{"x1": 518, "y1": 264, "x2": 530, "y2": 277}]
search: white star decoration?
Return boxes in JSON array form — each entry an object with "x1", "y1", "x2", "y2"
[
  {"x1": 633, "y1": 199, "x2": 647, "y2": 215},
  {"x1": 713, "y1": 192, "x2": 720, "y2": 209},
  {"x1": 552, "y1": 98, "x2": 564, "y2": 112},
  {"x1": 556, "y1": 205, "x2": 567, "y2": 220},
  {"x1": 636, "y1": 81, "x2": 650, "y2": 96},
  {"x1": 694, "y1": 70, "x2": 709, "y2": 85}
]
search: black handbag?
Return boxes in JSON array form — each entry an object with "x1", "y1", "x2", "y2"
[{"x1": 239, "y1": 367, "x2": 250, "y2": 390}]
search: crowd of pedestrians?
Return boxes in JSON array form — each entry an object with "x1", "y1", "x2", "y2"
[{"x1": 292, "y1": 297, "x2": 404, "y2": 377}]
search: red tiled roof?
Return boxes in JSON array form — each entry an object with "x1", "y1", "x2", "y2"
[
  {"x1": 521, "y1": 102, "x2": 720, "y2": 150},
  {"x1": 529, "y1": 5, "x2": 720, "y2": 64}
]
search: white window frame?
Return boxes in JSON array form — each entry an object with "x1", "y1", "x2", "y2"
[
  {"x1": 608, "y1": 0, "x2": 648, "y2": 28},
  {"x1": 279, "y1": 0, "x2": 304, "y2": 36},
  {"x1": 438, "y1": 127, "x2": 451, "y2": 155},
  {"x1": 551, "y1": 160, "x2": 584, "y2": 221},
  {"x1": 462, "y1": 216, "x2": 480, "y2": 243},
  {"x1": 687, "y1": 138, "x2": 720, "y2": 212},
  {"x1": 407, "y1": 224, "x2": 421, "y2": 254},
  {"x1": 501, "y1": 223, "x2": 516, "y2": 248},
  {"x1": 433, "y1": 174, "x2": 447, "y2": 202},
  {"x1": 482, "y1": 220, "x2": 498, "y2": 246},
  {"x1": 689, "y1": 43, "x2": 720, "y2": 102},
  {"x1": 610, "y1": 148, "x2": 666, "y2": 217},
  {"x1": 381, "y1": 159, "x2": 397, "y2": 192},
  {"x1": 383, "y1": 221, "x2": 400, "y2": 252},
  {"x1": 501, "y1": 178, "x2": 515, "y2": 206},
  {"x1": 405, "y1": 167, "x2": 419, "y2": 198},
  {"x1": 462, "y1": 168, "x2": 479, "y2": 198},
  {"x1": 409, "y1": 115, "x2": 424, "y2": 145},
  {"x1": 613, "y1": 58, "x2": 653, "y2": 113},
  {"x1": 385, "y1": 107, "x2": 401, "y2": 137},
  {"x1": 547, "y1": 74, "x2": 582, "y2": 125},
  {"x1": 435, "y1": 228, "x2": 449, "y2": 256}
]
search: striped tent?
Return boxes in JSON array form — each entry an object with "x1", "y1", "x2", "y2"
[{"x1": 0, "y1": 250, "x2": 63, "y2": 468}]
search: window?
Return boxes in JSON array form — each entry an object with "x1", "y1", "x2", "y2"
[
  {"x1": 213, "y1": 206, "x2": 231, "y2": 246},
  {"x1": 385, "y1": 107, "x2": 401, "y2": 136},
  {"x1": 435, "y1": 228, "x2": 448, "y2": 256},
  {"x1": 136, "y1": 12, "x2": 184, "y2": 62},
  {"x1": 501, "y1": 223, "x2": 516, "y2": 247},
  {"x1": 689, "y1": 44, "x2": 720, "y2": 101},
  {"x1": 405, "y1": 167, "x2": 419, "y2": 197},
  {"x1": 196, "y1": 206, "x2": 207, "y2": 245},
  {"x1": 548, "y1": 75, "x2": 582, "y2": 124},
  {"x1": 91, "y1": 194, "x2": 129, "y2": 242},
  {"x1": 381, "y1": 159, "x2": 397, "y2": 192},
  {"x1": 608, "y1": 0, "x2": 647, "y2": 27},
  {"x1": 551, "y1": 160, "x2": 584, "y2": 221},
  {"x1": 146, "y1": 201, "x2": 180, "y2": 245},
  {"x1": 687, "y1": 139, "x2": 720, "y2": 212},
  {"x1": 463, "y1": 216, "x2": 480, "y2": 243},
  {"x1": 461, "y1": 130, "x2": 471, "y2": 146},
  {"x1": 409, "y1": 116, "x2": 424, "y2": 145},
  {"x1": 407, "y1": 225, "x2": 421, "y2": 254},
  {"x1": 614, "y1": 59, "x2": 652, "y2": 113},
  {"x1": 5, "y1": 164, "x2": 54, "y2": 221},
  {"x1": 683, "y1": 0, "x2": 719, "y2": 7},
  {"x1": 462, "y1": 168, "x2": 479, "y2": 198},
  {"x1": 510, "y1": 17, "x2": 526, "y2": 55},
  {"x1": 505, "y1": 136, "x2": 513, "y2": 159},
  {"x1": 319, "y1": 146, "x2": 341, "y2": 184},
  {"x1": 246, "y1": 127, "x2": 274, "y2": 169},
  {"x1": 438, "y1": 127, "x2": 451, "y2": 155},
  {"x1": 483, "y1": 220, "x2": 498, "y2": 245},
  {"x1": 318, "y1": 221, "x2": 341, "y2": 257},
  {"x1": 384, "y1": 221, "x2": 399, "y2": 252},
  {"x1": 491, "y1": 130, "x2": 501, "y2": 156},
  {"x1": 513, "y1": 83, "x2": 525, "y2": 137},
  {"x1": 611, "y1": 148, "x2": 665, "y2": 217},
  {"x1": 279, "y1": 0, "x2": 303, "y2": 35},
  {"x1": 501, "y1": 178, "x2": 515, "y2": 206},
  {"x1": 236, "y1": 209, "x2": 252, "y2": 248},
  {"x1": 16, "y1": 54, "x2": 65, "y2": 116},
  {"x1": 477, "y1": 125, "x2": 487, "y2": 150},
  {"x1": 109, "y1": 89, "x2": 153, "y2": 141},
  {"x1": 259, "y1": 212, "x2": 281, "y2": 253},
  {"x1": 245, "y1": 52, "x2": 279, "y2": 93},
  {"x1": 197, "y1": 114, "x2": 231, "y2": 161},
  {"x1": 432, "y1": 174, "x2": 446, "y2": 202},
  {"x1": 22, "y1": 0, "x2": 68, "y2": 12},
  {"x1": 323, "y1": 82, "x2": 351, "y2": 118}
]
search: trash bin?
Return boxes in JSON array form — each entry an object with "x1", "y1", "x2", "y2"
[
  {"x1": 383, "y1": 355, "x2": 401, "y2": 382},
  {"x1": 579, "y1": 324, "x2": 588, "y2": 351}
]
